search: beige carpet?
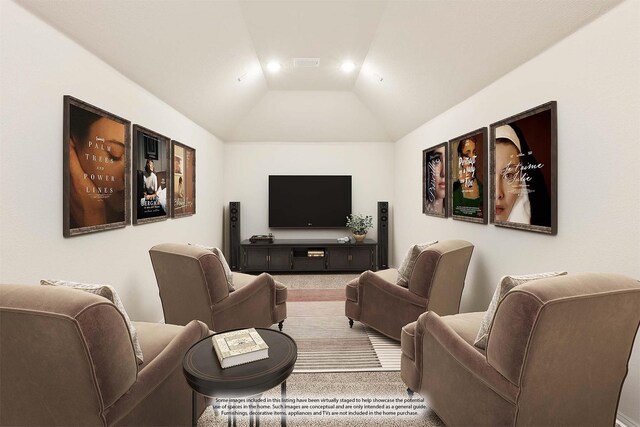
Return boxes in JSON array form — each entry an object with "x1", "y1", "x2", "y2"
[{"x1": 198, "y1": 372, "x2": 444, "y2": 427}]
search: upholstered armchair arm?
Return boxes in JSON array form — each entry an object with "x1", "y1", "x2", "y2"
[
  {"x1": 212, "y1": 273, "x2": 277, "y2": 329},
  {"x1": 418, "y1": 312, "x2": 518, "y2": 403},
  {"x1": 104, "y1": 320, "x2": 210, "y2": 425},
  {"x1": 357, "y1": 270, "x2": 428, "y2": 340}
]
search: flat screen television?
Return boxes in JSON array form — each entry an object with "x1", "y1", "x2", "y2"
[{"x1": 269, "y1": 175, "x2": 352, "y2": 228}]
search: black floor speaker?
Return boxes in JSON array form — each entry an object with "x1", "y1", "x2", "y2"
[
  {"x1": 229, "y1": 202, "x2": 241, "y2": 271},
  {"x1": 377, "y1": 201, "x2": 389, "y2": 270}
]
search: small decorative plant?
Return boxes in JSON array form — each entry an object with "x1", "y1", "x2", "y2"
[{"x1": 346, "y1": 213, "x2": 373, "y2": 235}]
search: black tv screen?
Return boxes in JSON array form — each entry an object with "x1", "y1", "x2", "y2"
[{"x1": 269, "y1": 175, "x2": 352, "y2": 228}]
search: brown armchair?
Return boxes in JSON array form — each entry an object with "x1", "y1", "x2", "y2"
[
  {"x1": 0, "y1": 284, "x2": 209, "y2": 426},
  {"x1": 345, "y1": 240, "x2": 474, "y2": 340},
  {"x1": 149, "y1": 243, "x2": 287, "y2": 332},
  {"x1": 400, "y1": 273, "x2": 640, "y2": 426}
]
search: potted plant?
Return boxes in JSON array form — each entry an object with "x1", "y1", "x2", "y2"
[{"x1": 346, "y1": 213, "x2": 373, "y2": 242}]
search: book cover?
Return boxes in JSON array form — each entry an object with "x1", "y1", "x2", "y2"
[{"x1": 212, "y1": 328, "x2": 269, "y2": 368}]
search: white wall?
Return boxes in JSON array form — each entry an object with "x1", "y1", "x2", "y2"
[
  {"x1": 0, "y1": 1, "x2": 225, "y2": 322},
  {"x1": 223, "y1": 141, "x2": 394, "y2": 247},
  {"x1": 393, "y1": 0, "x2": 640, "y2": 422}
]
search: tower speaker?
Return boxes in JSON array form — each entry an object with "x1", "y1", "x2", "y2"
[
  {"x1": 229, "y1": 201, "x2": 241, "y2": 271},
  {"x1": 377, "y1": 201, "x2": 389, "y2": 270}
]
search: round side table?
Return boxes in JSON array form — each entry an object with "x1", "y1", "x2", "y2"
[{"x1": 183, "y1": 328, "x2": 297, "y2": 427}]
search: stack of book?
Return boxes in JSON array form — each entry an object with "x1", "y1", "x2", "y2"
[
  {"x1": 307, "y1": 250, "x2": 325, "y2": 258},
  {"x1": 212, "y1": 328, "x2": 269, "y2": 369}
]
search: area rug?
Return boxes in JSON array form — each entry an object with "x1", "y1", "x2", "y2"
[
  {"x1": 271, "y1": 300, "x2": 401, "y2": 373},
  {"x1": 271, "y1": 273, "x2": 359, "y2": 290},
  {"x1": 286, "y1": 288, "x2": 345, "y2": 302}
]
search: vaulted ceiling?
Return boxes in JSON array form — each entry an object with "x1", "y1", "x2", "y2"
[{"x1": 18, "y1": 0, "x2": 621, "y2": 142}]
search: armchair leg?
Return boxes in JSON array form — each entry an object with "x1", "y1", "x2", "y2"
[
  {"x1": 278, "y1": 320, "x2": 284, "y2": 331},
  {"x1": 348, "y1": 318, "x2": 354, "y2": 328},
  {"x1": 407, "y1": 388, "x2": 414, "y2": 398}
]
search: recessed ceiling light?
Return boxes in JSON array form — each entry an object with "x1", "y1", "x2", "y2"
[
  {"x1": 341, "y1": 61, "x2": 356, "y2": 73},
  {"x1": 267, "y1": 61, "x2": 281, "y2": 73}
]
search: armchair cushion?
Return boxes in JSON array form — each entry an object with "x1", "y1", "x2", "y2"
[
  {"x1": 396, "y1": 241, "x2": 438, "y2": 287},
  {"x1": 40, "y1": 279, "x2": 143, "y2": 364},
  {"x1": 473, "y1": 271, "x2": 566, "y2": 350}
]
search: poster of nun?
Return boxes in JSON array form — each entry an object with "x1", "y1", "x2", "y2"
[
  {"x1": 171, "y1": 141, "x2": 196, "y2": 218},
  {"x1": 422, "y1": 142, "x2": 448, "y2": 218},
  {"x1": 448, "y1": 128, "x2": 488, "y2": 224},
  {"x1": 489, "y1": 101, "x2": 557, "y2": 235},
  {"x1": 132, "y1": 125, "x2": 170, "y2": 224}
]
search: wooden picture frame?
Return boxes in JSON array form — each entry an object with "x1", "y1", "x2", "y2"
[
  {"x1": 448, "y1": 127, "x2": 488, "y2": 224},
  {"x1": 422, "y1": 142, "x2": 448, "y2": 218},
  {"x1": 63, "y1": 96, "x2": 130, "y2": 237},
  {"x1": 132, "y1": 125, "x2": 171, "y2": 224},
  {"x1": 489, "y1": 101, "x2": 557, "y2": 235},
  {"x1": 171, "y1": 140, "x2": 196, "y2": 217}
]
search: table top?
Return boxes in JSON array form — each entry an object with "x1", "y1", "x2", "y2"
[{"x1": 183, "y1": 328, "x2": 297, "y2": 398}]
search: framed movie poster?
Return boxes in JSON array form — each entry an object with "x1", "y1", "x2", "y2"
[
  {"x1": 63, "y1": 96, "x2": 130, "y2": 237},
  {"x1": 171, "y1": 141, "x2": 196, "y2": 217},
  {"x1": 448, "y1": 128, "x2": 488, "y2": 224},
  {"x1": 132, "y1": 125, "x2": 171, "y2": 224},
  {"x1": 422, "y1": 142, "x2": 448, "y2": 218},
  {"x1": 489, "y1": 101, "x2": 557, "y2": 235}
]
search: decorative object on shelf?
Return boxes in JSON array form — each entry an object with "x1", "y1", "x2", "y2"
[
  {"x1": 249, "y1": 233, "x2": 274, "y2": 243},
  {"x1": 490, "y1": 101, "x2": 557, "y2": 235},
  {"x1": 63, "y1": 95, "x2": 130, "y2": 237},
  {"x1": 170, "y1": 140, "x2": 196, "y2": 217},
  {"x1": 423, "y1": 142, "x2": 449, "y2": 218},
  {"x1": 132, "y1": 125, "x2": 171, "y2": 224},
  {"x1": 346, "y1": 213, "x2": 373, "y2": 241},
  {"x1": 448, "y1": 128, "x2": 488, "y2": 224},
  {"x1": 211, "y1": 328, "x2": 269, "y2": 368}
]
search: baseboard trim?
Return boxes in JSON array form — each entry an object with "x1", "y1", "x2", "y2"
[{"x1": 618, "y1": 411, "x2": 639, "y2": 427}]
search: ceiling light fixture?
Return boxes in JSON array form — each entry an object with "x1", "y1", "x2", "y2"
[
  {"x1": 267, "y1": 61, "x2": 281, "y2": 73},
  {"x1": 341, "y1": 61, "x2": 355, "y2": 73}
]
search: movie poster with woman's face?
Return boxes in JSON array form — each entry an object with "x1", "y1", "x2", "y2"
[
  {"x1": 171, "y1": 141, "x2": 196, "y2": 217},
  {"x1": 132, "y1": 125, "x2": 170, "y2": 224},
  {"x1": 448, "y1": 128, "x2": 487, "y2": 224},
  {"x1": 490, "y1": 101, "x2": 557, "y2": 235},
  {"x1": 63, "y1": 96, "x2": 130, "y2": 237},
  {"x1": 422, "y1": 143, "x2": 448, "y2": 218}
]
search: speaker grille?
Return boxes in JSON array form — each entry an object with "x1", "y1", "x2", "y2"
[
  {"x1": 229, "y1": 202, "x2": 241, "y2": 271},
  {"x1": 377, "y1": 201, "x2": 389, "y2": 270}
]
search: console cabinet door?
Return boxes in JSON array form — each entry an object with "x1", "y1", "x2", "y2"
[
  {"x1": 350, "y1": 247, "x2": 374, "y2": 270},
  {"x1": 268, "y1": 248, "x2": 291, "y2": 271},
  {"x1": 327, "y1": 247, "x2": 350, "y2": 270},
  {"x1": 243, "y1": 247, "x2": 269, "y2": 271}
]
